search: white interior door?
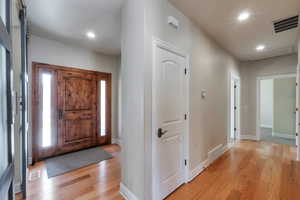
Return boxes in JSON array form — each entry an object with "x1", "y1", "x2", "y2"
[{"x1": 153, "y1": 44, "x2": 187, "y2": 200}]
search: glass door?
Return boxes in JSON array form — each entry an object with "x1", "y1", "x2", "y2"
[
  {"x1": 0, "y1": 0, "x2": 14, "y2": 199},
  {"x1": 20, "y1": 5, "x2": 28, "y2": 198}
]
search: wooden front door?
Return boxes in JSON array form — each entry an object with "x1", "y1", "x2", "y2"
[
  {"x1": 57, "y1": 71, "x2": 97, "y2": 154},
  {"x1": 32, "y1": 63, "x2": 112, "y2": 162}
]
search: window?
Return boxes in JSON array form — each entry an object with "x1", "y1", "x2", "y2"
[
  {"x1": 0, "y1": 45, "x2": 8, "y2": 175},
  {"x1": 100, "y1": 80, "x2": 106, "y2": 136},
  {"x1": 42, "y1": 73, "x2": 52, "y2": 147},
  {"x1": 0, "y1": 0, "x2": 6, "y2": 25}
]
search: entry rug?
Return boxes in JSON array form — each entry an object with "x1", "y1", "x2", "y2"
[{"x1": 45, "y1": 147, "x2": 112, "y2": 178}]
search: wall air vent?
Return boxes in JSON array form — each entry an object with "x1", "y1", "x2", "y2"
[{"x1": 273, "y1": 15, "x2": 299, "y2": 33}]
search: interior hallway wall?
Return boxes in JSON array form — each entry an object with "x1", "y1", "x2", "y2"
[
  {"x1": 28, "y1": 35, "x2": 120, "y2": 163},
  {"x1": 240, "y1": 54, "x2": 298, "y2": 138},
  {"x1": 119, "y1": 0, "x2": 241, "y2": 199},
  {"x1": 260, "y1": 79, "x2": 273, "y2": 128}
]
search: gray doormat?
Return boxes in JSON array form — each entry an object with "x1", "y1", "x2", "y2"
[{"x1": 45, "y1": 147, "x2": 112, "y2": 178}]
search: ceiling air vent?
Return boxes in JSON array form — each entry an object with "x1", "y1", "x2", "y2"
[{"x1": 273, "y1": 15, "x2": 299, "y2": 33}]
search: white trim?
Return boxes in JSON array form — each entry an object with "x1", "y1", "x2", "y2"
[
  {"x1": 151, "y1": 38, "x2": 190, "y2": 200},
  {"x1": 188, "y1": 144, "x2": 231, "y2": 182},
  {"x1": 238, "y1": 134, "x2": 259, "y2": 141},
  {"x1": 120, "y1": 183, "x2": 139, "y2": 200},
  {"x1": 188, "y1": 159, "x2": 208, "y2": 182},
  {"x1": 260, "y1": 124, "x2": 273, "y2": 129},
  {"x1": 112, "y1": 138, "x2": 122, "y2": 145},
  {"x1": 228, "y1": 72, "x2": 241, "y2": 143},
  {"x1": 273, "y1": 132, "x2": 296, "y2": 139},
  {"x1": 207, "y1": 144, "x2": 229, "y2": 165},
  {"x1": 256, "y1": 73, "x2": 297, "y2": 141},
  {"x1": 14, "y1": 182, "x2": 22, "y2": 194}
]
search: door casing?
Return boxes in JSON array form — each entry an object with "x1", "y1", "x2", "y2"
[
  {"x1": 151, "y1": 38, "x2": 190, "y2": 200},
  {"x1": 229, "y1": 73, "x2": 241, "y2": 144},
  {"x1": 256, "y1": 73, "x2": 297, "y2": 141}
]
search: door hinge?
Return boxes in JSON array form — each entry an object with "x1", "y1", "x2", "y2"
[
  {"x1": 184, "y1": 68, "x2": 187, "y2": 75},
  {"x1": 234, "y1": 85, "x2": 237, "y2": 89},
  {"x1": 234, "y1": 106, "x2": 237, "y2": 110},
  {"x1": 184, "y1": 159, "x2": 187, "y2": 166},
  {"x1": 296, "y1": 133, "x2": 298, "y2": 137},
  {"x1": 234, "y1": 128, "x2": 237, "y2": 132},
  {"x1": 296, "y1": 108, "x2": 298, "y2": 112},
  {"x1": 184, "y1": 114, "x2": 187, "y2": 120},
  {"x1": 296, "y1": 83, "x2": 298, "y2": 86}
]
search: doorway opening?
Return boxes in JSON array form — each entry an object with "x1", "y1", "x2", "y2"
[
  {"x1": 229, "y1": 73, "x2": 241, "y2": 144},
  {"x1": 257, "y1": 74, "x2": 297, "y2": 146}
]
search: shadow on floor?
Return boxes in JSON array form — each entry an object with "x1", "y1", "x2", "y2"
[{"x1": 261, "y1": 127, "x2": 296, "y2": 146}]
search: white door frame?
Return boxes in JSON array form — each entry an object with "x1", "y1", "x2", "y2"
[
  {"x1": 297, "y1": 64, "x2": 300, "y2": 160},
  {"x1": 228, "y1": 72, "x2": 241, "y2": 144},
  {"x1": 152, "y1": 38, "x2": 190, "y2": 200},
  {"x1": 256, "y1": 73, "x2": 297, "y2": 141}
]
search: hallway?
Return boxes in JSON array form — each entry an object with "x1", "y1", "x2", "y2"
[{"x1": 167, "y1": 140, "x2": 300, "y2": 200}]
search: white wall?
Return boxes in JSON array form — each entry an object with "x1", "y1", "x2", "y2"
[
  {"x1": 120, "y1": 0, "x2": 146, "y2": 198},
  {"x1": 28, "y1": 35, "x2": 120, "y2": 162},
  {"x1": 240, "y1": 54, "x2": 298, "y2": 137},
  {"x1": 260, "y1": 79, "x2": 273, "y2": 128},
  {"x1": 121, "y1": 0, "x2": 240, "y2": 199}
]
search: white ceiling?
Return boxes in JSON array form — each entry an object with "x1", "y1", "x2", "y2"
[
  {"x1": 170, "y1": 0, "x2": 300, "y2": 61},
  {"x1": 25, "y1": 0, "x2": 123, "y2": 55}
]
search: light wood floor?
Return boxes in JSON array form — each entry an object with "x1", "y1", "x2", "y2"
[
  {"x1": 23, "y1": 144, "x2": 124, "y2": 200},
  {"x1": 18, "y1": 141, "x2": 300, "y2": 200},
  {"x1": 166, "y1": 140, "x2": 300, "y2": 200}
]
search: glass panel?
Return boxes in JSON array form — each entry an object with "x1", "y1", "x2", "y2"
[
  {"x1": 42, "y1": 73, "x2": 52, "y2": 148},
  {"x1": 0, "y1": 0, "x2": 6, "y2": 26},
  {"x1": 0, "y1": 45, "x2": 8, "y2": 175},
  {"x1": 100, "y1": 80, "x2": 106, "y2": 136}
]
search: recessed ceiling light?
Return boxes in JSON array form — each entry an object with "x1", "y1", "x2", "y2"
[
  {"x1": 86, "y1": 31, "x2": 96, "y2": 39},
  {"x1": 256, "y1": 45, "x2": 266, "y2": 51},
  {"x1": 238, "y1": 11, "x2": 250, "y2": 22}
]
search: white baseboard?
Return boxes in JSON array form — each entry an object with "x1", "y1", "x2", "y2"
[
  {"x1": 261, "y1": 124, "x2": 272, "y2": 129},
  {"x1": 14, "y1": 182, "x2": 21, "y2": 194},
  {"x1": 112, "y1": 138, "x2": 122, "y2": 145},
  {"x1": 188, "y1": 159, "x2": 208, "y2": 182},
  {"x1": 273, "y1": 132, "x2": 295, "y2": 140},
  {"x1": 120, "y1": 183, "x2": 139, "y2": 200},
  {"x1": 188, "y1": 144, "x2": 231, "y2": 183},
  {"x1": 238, "y1": 134, "x2": 259, "y2": 141},
  {"x1": 207, "y1": 144, "x2": 229, "y2": 165}
]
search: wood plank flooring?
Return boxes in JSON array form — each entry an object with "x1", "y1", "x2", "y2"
[
  {"x1": 24, "y1": 144, "x2": 124, "y2": 200},
  {"x1": 18, "y1": 141, "x2": 300, "y2": 200},
  {"x1": 166, "y1": 140, "x2": 300, "y2": 200}
]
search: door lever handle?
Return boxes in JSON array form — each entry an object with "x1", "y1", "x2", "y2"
[{"x1": 158, "y1": 128, "x2": 168, "y2": 138}]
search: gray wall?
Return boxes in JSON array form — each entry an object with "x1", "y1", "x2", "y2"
[
  {"x1": 121, "y1": 0, "x2": 240, "y2": 199},
  {"x1": 240, "y1": 54, "x2": 298, "y2": 137},
  {"x1": 28, "y1": 35, "x2": 120, "y2": 163}
]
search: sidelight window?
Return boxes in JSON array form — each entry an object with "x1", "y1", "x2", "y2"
[
  {"x1": 41, "y1": 73, "x2": 52, "y2": 148},
  {"x1": 100, "y1": 80, "x2": 106, "y2": 136}
]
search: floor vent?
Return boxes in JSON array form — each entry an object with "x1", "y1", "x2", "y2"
[
  {"x1": 29, "y1": 170, "x2": 41, "y2": 181},
  {"x1": 273, "y1": 15, "x2": 299, "y2": 33}
]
